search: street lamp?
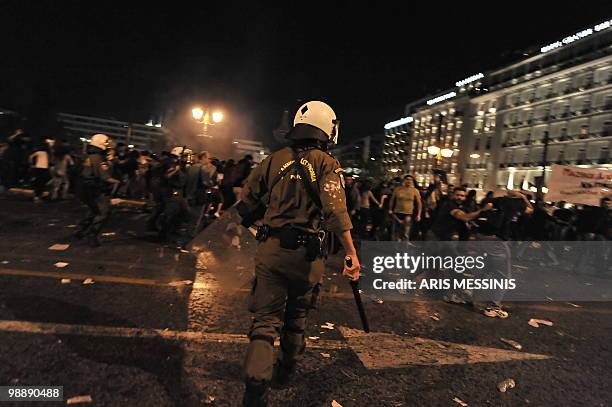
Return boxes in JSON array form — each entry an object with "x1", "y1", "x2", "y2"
[
  {"x1": 192, "y1": 106, "x2": 224, "y2": 137},
  {"x1": 428, "y1": 145, "x2": 453, "y2": 159}
]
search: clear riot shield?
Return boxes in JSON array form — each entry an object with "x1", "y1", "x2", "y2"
[{"x1": 187, "y1": 206, "x2": 257, "y2": 289}]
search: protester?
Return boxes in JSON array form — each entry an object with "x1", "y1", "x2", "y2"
[{"x1": 29, "y1": 144, "x2": 51, "y2": 203}]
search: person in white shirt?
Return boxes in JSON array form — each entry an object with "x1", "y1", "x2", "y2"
[
  {"x1": 51, "y1": 152, "x2": 74, "y2": 200},
  {"x1": 29, "y1": 147, "x2": 50, "y2": 203}
]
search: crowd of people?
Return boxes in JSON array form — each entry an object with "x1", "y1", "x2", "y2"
[
  {"x1": 0, "y1": 129, "x2": 255, "y2": 246},
  {"x1": 343, "y1": 171, "x2": 612, "y2": 245}
]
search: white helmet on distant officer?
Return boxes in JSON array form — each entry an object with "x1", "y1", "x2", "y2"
[
  {"x1": 89, "y1": 134, "x2": 112, "y2": 150},
  {"x1": 170, "y1": 146, "x2": 185, "y2": 157},
  {"x1": 292, "y1": 101, "x2": 340, "y2": 144}
]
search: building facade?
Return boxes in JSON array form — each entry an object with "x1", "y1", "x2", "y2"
[
  {"x1": 330, "y1": 134, "x2": 384, "y2": 178},
  {"x1": 383, "y1": 17, "x2": 612, "y2": 192},
  {"x1": 232, "y1": 138, "x2": 269, "y2": 163},
  {"x1": 58, "y1": 112, "x2": 165, "y2": 150}
]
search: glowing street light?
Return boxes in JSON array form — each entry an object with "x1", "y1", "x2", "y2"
[
  {"x1": 427, "y1": 145, "x2": 440, "y2": 156},
  {"x1": 191, "y1": 106, "x2": 225, "y2": 137},
  {"x1": 212, "y1": 111, "x2": 224, "y2": 123},
  {"x1": 192, "y1": 107, "x2": 204, "y2": 121},
  {"x1": 440, "y1": 148, "x2": 454, "y2": 158}
]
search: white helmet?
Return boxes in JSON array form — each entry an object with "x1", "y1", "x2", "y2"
[
  {"x1": 293, "y1": 101, "x2": 340, "y2": 144},
  {"x1": 90, "y1": 134, "x2": 111, "y2": 150},
  {"x1": 170, "y1": 146, "x2": 185, "y2": 157}
]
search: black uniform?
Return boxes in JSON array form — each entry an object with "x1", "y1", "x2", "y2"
[
  {"x1": 77, "y1": 147, "x2": 119, "y2": 246},
  {"x1": 237, "y1": 145, "x2": 352, "y2": 404},
  {"x1": 148, "y1": 156, "x2": 189, "y2": 241}
]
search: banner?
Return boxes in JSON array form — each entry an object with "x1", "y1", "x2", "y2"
[{"x1": 546, "y1": 164, "x2": 612, "y2": 206}]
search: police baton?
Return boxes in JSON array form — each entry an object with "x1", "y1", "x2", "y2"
[{"x1": 345, "y1": 256, "x2": 370, "y2": 333}]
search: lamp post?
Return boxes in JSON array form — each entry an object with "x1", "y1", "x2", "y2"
[
  {"x1": 427, "y1": 145, "x2": 454, "y2": 168},
  {"x1": 192, "y1": 106, "x2": 224, "y2": 137}
]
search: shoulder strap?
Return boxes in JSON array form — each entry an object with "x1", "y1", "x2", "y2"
[
  {"x1": 291, "y1": 148, "x2": 323, "y2": 209},
  {"x1": 265, "y1": 153, "x2": 298, "y2": 205}
]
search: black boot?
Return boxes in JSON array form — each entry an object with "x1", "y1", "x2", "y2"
[
  {"x1": 87, "y1": 235, "x2": 101, "y2": 248},
  {"x1": 272, "y1": 359, "x2": 296, "y2": 388},
  {"x1": 242, "y1": 379, "x2": 269, "y2": 407}
]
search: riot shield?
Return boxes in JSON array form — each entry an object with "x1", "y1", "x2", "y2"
[{"x1": 187, "y1": 206, "x2": 257, "y2": 289}]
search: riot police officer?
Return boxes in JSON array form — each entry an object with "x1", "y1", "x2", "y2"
[
  {"x1": 237, "y1": 101, "x2": 361, "y2": 406},
  {"x1": 148, "y1": 147, "x2": 189, "y2": 243},
  {"x1": 75, "y1": 134, "x2": 120, "y2": 247}
]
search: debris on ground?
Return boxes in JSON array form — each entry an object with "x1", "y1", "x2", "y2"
[
  {"x1": 339, "y1": 368, "x2": 358, "y2": 380},
  {"x1": 66, "y1": 395, "x2": 93, "y2": 404},
  {"x1": 374, "y1": 298, "x2": 384, "y2": 304},
  {"x1": 528, "y1": 319, "x2": 553, "y2": 328},
  {"x1": 54, "y1": 262, "x2": 69, "y2": 268},
  {"x1": 82, "y1": 278, "x2": 95, "y2": 285},
  {"x1": 1, "y1": 261, "x2": 9, "y2": 265},
  {"x1": 500, "y1": 338, "x2": 523, "y2": 350},
  {"x1": 320, "y1": 352, "x2": 331, "y2": 358},
  {"x1": 567, "y1": 302, "x2": 582, "y2": 308},
  {"x1": 100, "y1": 232, "x2": 116, "y2": 237},
  {"x1": 61, "y1": 279, "x2": 71, "y2": 284},
  {"x1": 513, "y1": 265, "x2": 528, "y2": 269},
  {"x1": 48, "y1": 244, "x2": 70, "y2": 251},
  {"x1": 180, "y1": 249, "x2": 189, "y2": 253},
  {"x1": 168, "y1": 280, "x2": 193, "y2": 287},
  {"x1": 203, "y1": 395, "x2": 215, "y2": 404},
  {"x1": 308, "y1": 336, "x2": 320, "y2": 341},
  {"x1": 430, "y1": 313, "x2": 440, "y2": 321},
  {"x1": 48, "y1": 223, "x2": 56, "y2": 226},
  {"x1": 331, "y1": 400, "x2": 343, "y2": 407},
  {"x1": 321, "y1": 322, "x2": 335, "y2": 330},
  {"x1": 497, "y1": 378, "x2": 516, "y2": 393},
  {"x1": 453, "y1": 397, "x2": 468, "y2": 406}
]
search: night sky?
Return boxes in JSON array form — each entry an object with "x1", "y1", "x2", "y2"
[{"x1": 1, "y1": 1, "x2": 612, "y2": 146}]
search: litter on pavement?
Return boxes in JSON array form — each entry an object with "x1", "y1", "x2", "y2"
[
  {"x1": 308, "y1": 336, "x2": 320, "y2": 341},
  {"x1": 567, "y1": 302, "x2": 582, "y2": 308},
  {"x1": 54, "y1": 262, "x2": 69, "y2": 268},
  {"x1": 331, "y1": 400, "x2": 343, "y2": 407},
  {"x1": 453, "y1": 397, "x2": 468, "y2": 406},
  {"x1": 528, "y1": 319, "x2": 554, "y2": 328},
  {"x1": 321, "y1": 322, "x2": 335, "y2": 330},
  {"x1": 66, "y1": 395, "x2": 93, "y2": 404},
  {"x1": 48, "y1": 244, "x2": 70, "y2": 251},
  {"x1": 61, "y1": 279, "x2": 72, "y2": 284},
  {"x1": 100, "y1": 232, "x2": 116, "y2": 237},
  {"x1": 203, "y1": 395, "x2": 215, "y2": 404},
  {"x1": 82, "y1": 278, "x2": 95, "y2": 285},
  {"x1": 320, "y1": 353, "x2": 331, "y2": 358},
  {"x1": 500, "y1": 338, "x2": 523, "y2": 350},
  {"x1": 168, "y1": 280, "x2": 193, "y2": 287},
  {"x1": 497, "y1": 378, "x2": 516, "y2": 392}
]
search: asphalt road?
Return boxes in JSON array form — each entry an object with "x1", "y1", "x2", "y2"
[{"x1": 0, "y1": 192, "x2": 611, "y2": 406}]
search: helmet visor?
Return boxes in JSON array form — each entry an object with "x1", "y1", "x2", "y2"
[{"x1": 331, "y1": 119, "x2": 340, "y2": 144}]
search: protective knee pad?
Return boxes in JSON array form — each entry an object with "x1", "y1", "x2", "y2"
[{"x1": 243, "y1": 338, "x2": 275, "y2": 382}]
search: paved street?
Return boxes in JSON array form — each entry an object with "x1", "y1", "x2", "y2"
[{"x1": 0, "y1": 192, "x2": 611, "y2": 406}]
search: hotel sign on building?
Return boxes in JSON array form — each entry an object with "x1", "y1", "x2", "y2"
[{"x1": 382, "y1": 17, "x2": 612, "y2": 191}]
